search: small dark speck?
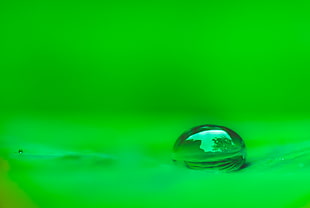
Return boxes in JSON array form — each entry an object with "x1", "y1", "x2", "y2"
[{"x1": 18, "y1": 149, "x2": 24, "y2": 154}]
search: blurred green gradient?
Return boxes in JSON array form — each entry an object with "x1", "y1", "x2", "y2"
[
  {"x1": 1, "y1": 1, "x2": 310, "y2": 208},
  {"x1": 1, "y1": 1, "x2": 310, "y2": 118}
]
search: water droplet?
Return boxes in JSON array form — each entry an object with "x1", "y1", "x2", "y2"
[
  {"x1": 172, "y1": 125, "x2": 246, "y2": 172},
  {"x1": 18, "y1": 149, "x2": 24, "y2": 155}
]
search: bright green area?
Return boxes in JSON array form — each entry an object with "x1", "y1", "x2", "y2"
[
  {"x1": 1, "y1": 1, "x2": 310, "y2": 208},
  {"x1": 2, "y1": 116, "x2": 310, "y2": 208}
]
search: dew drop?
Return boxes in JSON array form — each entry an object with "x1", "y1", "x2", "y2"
[
  {"x1": 172, "y1": 124, "x2": 246, "y2": 172},
  {"x1": 18, "y1": 149, "x2": 24, "y2": 155}
]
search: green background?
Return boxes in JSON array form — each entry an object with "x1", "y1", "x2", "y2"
[{"x1": 1, "y1": 1, "x2": 310, "y2": 207}]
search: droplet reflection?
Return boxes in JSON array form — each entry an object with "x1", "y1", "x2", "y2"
[{"x1": 173, "y1": 125, "x2": 246, "y2": 172}]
